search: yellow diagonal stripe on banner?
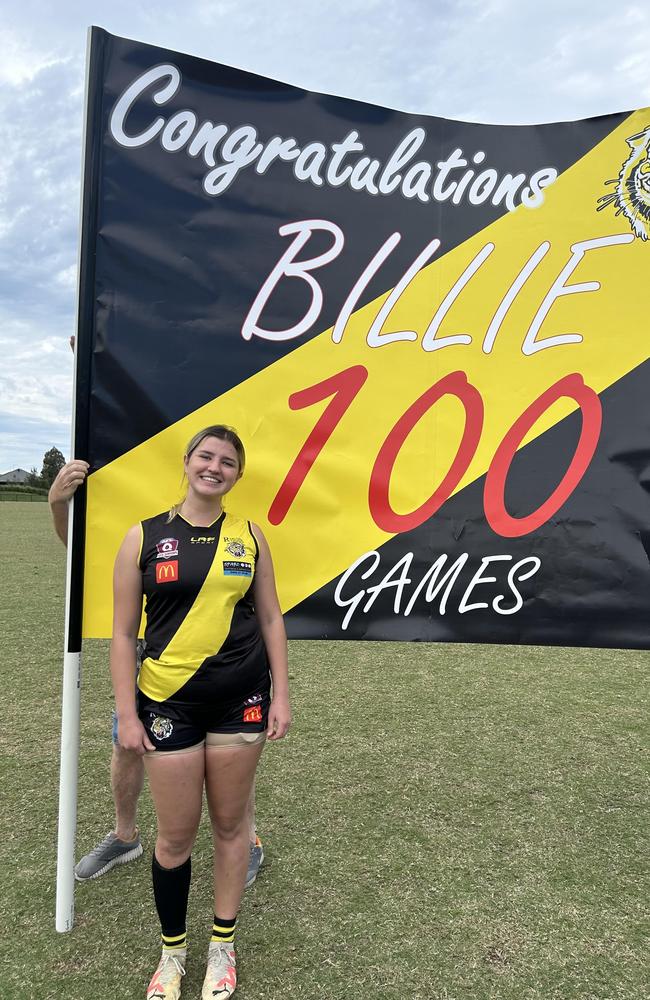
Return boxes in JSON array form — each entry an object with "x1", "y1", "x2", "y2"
[{"x1": 84, "y1": 109, "x2": 650, "y2": 637}]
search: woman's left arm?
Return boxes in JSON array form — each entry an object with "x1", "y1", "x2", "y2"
[{"x1": 251, "y1": 523, "x2": 291, "y2": 741}]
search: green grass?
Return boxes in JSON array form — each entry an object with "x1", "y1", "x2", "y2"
[{"x1": 1, "y1": 502, "x2": 648, "y2": 999}]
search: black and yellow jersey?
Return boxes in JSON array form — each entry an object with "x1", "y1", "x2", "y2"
[{"x1": 137, "y1": 510, "x2": 268, "y2": 705}]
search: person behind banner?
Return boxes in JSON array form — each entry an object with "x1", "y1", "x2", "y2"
[
  {"x1": 49, "y1": 458, "x2": 146, "y2": 870},
  {"x1": 111, "y1": 424, "x2": 291, "y2": 1000},
  {"x1": 49, "y1": 344, "x2": 266, "y2": 888}
]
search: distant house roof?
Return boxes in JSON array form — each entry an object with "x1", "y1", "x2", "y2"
[{"x1": 0, "y1": 468, "x2": 30, "y2": 483}]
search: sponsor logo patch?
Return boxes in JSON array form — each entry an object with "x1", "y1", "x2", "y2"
[
  {"x1": 243, "y1": 705, "x2": 263, "y2": 723},
  {"x1": 225, "y1": 537, "x2": 246, "y2": 558},
  {"x1": 223, "y1": 560, "x2": 252, "y2": 577},
  {"x1": 156, "y1": 537, "x2": 179, "y2": 558},
  {"x1": 191, "y1": 535, "x2": 215, "y2": 544},
  {"x1": 150, "y1": 716, "x2": 174, "y2": 740},
  {"x1": 245, "y1": 693, "x2": 263, "y2": 705},
  {"x1": 156, "y1": 560, "x2": 178, "y2": 583}
]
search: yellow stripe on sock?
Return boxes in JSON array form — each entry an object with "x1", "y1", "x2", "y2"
[
  {"x1": 212, "y1": 925, "x2": 235, "y2": 942},
  {"x1": 162, "y1": 933, "x2": 186, "y2": 945}
]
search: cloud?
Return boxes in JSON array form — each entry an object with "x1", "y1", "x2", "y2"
[
  {"x1": 0, "y1": 26, "x2": 65, "y2": 87},
  {"x1": 0, "y1": 411, "x2": 70, "y2": 474},
  {"x1": 0, "y1": 309, "x2": 73, "y2": 469}
]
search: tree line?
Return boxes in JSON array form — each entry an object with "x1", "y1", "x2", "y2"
[{"x1": 24, "y1": 446, "x2": 66, "y2": 490}]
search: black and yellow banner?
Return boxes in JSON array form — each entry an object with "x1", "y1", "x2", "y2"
[{"x1": 76, "y1": 28, "x2": 650, "y2": 647}]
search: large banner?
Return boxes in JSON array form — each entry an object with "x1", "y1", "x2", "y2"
[{"x1": 77, "y1": 27, "x2": 650, "y2": 647}]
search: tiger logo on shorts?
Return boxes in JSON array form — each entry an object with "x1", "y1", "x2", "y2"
[
  {"x1": 597, "y1": 125, "x2": 650, "y2": 240},
  {"x1": 150, "y1": 716, "x2": 174, "y2": 740}
]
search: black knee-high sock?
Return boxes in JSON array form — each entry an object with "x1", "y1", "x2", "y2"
[{"x1": 152, "y1": 852, "x2": 191, "y2": 950}]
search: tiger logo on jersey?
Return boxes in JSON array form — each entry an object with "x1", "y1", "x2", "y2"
[
  {"x1": 225, "y1": 538, "x2": 246, "y2": 558},
  {"x1": 597, "y1": 125, "x2": 650, "y2": 240}
]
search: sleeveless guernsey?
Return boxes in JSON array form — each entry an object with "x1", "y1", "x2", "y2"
[{"x1": 137, "y1": 510, "x2": 268, "y2": 708}]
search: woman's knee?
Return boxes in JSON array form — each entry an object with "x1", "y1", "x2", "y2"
[
  {"x1": 156, "y1": 830, "x2": 195, "y2": 864},
  {"x1": 210, "y1": 811, "x2": 248, "y2": 842}
]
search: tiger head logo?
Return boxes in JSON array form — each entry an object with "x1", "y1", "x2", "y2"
[
  {"x1": 225, "y1": 538, "x2": 246, "y2": 558},
  {"x1": 150, "y1": 716, "x2": 173, "y2": 740},
  {"x1": 597, "y1": 125, "x2": 650, "y2": 240}
]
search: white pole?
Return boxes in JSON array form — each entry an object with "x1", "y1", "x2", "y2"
[
  {"x1": 55, "y1": 653, "x2": 81, "y2": 931},
  {"x1": 55, "y1": 26, "x2": 94, "y2": 933},
  {"x1": 55, "y1": 496, "x2": 82, "y2": 932}
]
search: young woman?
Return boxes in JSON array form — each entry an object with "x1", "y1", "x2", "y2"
[{"x1": 111, "y1": 425, "x2": 291, "y2": 1000}]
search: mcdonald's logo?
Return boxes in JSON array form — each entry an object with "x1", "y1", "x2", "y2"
[
  {"x1": 243, "y1": 705, "x2": 263, "y2": 723},
  {"x1": 156, "y1": 560, "x2": 178, "y2": 584}
]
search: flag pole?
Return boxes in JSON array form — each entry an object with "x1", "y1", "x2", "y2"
[
  {"x1": 55, "y1": 25, "x2": 103, "y2": 932},
  {"x1": 55, "y1": 500, "x2": 82, "y2": 932}
]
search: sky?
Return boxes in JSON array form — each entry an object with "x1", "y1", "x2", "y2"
[{"x1": 1, "y1": 0, "x2": 649, "y2": 474}]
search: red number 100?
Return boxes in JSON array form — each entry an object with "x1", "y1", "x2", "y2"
[{"x1": 267, "y1": 366, "x2": 602, "y2": 539}]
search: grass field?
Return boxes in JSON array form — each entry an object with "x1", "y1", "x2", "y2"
[{"x1": 1, "y1": 503, "x2": 648, "y2": 1000}]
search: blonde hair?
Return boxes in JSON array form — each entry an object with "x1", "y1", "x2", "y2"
[{"x1": 167, "y1": 424, "x2": 246, "y2": 521}]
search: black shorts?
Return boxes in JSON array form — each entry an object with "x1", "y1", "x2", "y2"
[{"x1": 138, "y1": 681, "x2": 271, "y2": 753}]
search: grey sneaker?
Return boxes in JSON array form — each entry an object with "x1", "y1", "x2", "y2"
[
  {"x1": 245, "y1": 836, "x2": 264, "y2": 888},
  {"x1": 74, "y1": 829, "x2": 143, "y2": 881}
]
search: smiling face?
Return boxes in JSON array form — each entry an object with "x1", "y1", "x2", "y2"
[{"x1": 184, "y1": 435, "x2": 242, "y2": 502}]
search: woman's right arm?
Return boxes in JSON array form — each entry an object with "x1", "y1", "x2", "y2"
[{"x1": 110, "y1": 525, "x2": 154, "y2": 754}]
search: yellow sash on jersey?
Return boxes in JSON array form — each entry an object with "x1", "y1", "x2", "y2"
[{"x1": 138, "y1": 513, "x2": 257, "y2": 703}]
